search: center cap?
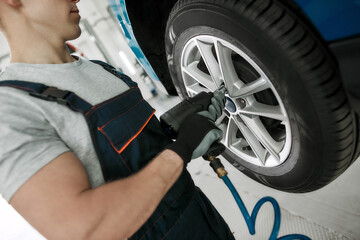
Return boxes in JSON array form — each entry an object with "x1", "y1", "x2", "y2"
[{"x1": 225, "y1": 97, "x2": 237, "y2": 113}]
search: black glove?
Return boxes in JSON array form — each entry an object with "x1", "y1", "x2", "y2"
[
  {"x1": 198, "y1": 88, "x2": 226, "y2": 121},
  {"x1": 166, "y1": 113, "x2": 223, "y2": 164}
]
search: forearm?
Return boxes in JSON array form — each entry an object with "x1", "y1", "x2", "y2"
[{"x1": 80, "y1": 149, "x2": 183, "y2": 240}]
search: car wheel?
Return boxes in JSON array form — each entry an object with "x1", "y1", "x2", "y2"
[{"x1": 165, "y1": 0, "x2": 359, "y2": 192}]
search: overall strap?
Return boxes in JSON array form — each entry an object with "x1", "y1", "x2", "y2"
[
  {"x1": 0, "y1": 80, "x2": 92, "y2": 113},
  {"x1": 90, "y1": 60, "x2": 138, "y2": 88},
  {"x1": 0, "y1": 60, "x2": 134, "y2": 113}
]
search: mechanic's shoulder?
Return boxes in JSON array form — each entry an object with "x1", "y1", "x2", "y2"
[{"x1": 0, "y1": 85, "x2": 45, "y2": 113}]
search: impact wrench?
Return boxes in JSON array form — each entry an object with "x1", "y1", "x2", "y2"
[{"x1": 160, "y1": 89, "x2": 311, "y2": 240}]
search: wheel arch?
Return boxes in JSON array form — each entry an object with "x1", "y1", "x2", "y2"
[{"x1": 124, "y1": 0, "x2": 178, "y2": 95}]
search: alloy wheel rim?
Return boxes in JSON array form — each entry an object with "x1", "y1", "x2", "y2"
[{"x1": 180, "y1": 35, "x2": 292, "y2": 167}]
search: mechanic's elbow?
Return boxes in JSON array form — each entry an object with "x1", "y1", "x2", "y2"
[
  {"x1": 76, "y1": 193, "x2": 132, "y2": 240},
  {"x1": 81, "y1": 211, "x2": 139, "y2": 240}
]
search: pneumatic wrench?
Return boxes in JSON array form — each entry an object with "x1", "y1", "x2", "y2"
[{"x1": 160, "y1": 87, "x2": 227, "y2": 172}]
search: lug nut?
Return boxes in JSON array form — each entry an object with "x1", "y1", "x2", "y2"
[{"x1": 239, "y1": 99, "x2": 246, "y2": 109}]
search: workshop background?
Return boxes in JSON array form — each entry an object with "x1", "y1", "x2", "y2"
[{"x1": 0, "y1": 0, "x2": 359, "y2": 239}]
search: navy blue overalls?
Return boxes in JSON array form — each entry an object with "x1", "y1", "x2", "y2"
[{"x1": 0, "y1": 61, "x2": 235, "y2": 240}]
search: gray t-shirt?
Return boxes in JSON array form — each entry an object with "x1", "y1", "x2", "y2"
[{"x1": 0, "y1": 58, "x2": 130, "y2": 201}]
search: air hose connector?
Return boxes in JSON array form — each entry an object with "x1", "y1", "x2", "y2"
[{"x1": 209, "y1": 157, "x2": 228, "y2": 178}]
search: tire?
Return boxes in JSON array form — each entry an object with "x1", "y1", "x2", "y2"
[{"x1": 165, "y1": 0, "x2": 359, "y2": 192}]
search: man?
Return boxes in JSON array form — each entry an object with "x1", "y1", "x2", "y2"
[{"x1": 0, "y1": 0, "x2": 234, "y2": 239}]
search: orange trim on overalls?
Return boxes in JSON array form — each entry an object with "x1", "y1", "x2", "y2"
[
  {"x1": 98, "y1": 98, "x2": 144, "y2": 130},
  {"x1": 98, "y1": 110, "x2": 156, "y2": 155}
]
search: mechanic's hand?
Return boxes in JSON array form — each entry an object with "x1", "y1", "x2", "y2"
[
  {"x1": 166, "y1": 113, "x2": 223, "y2": 165},
  {"x1": 198, "y1": 88, "x2": 226, "y2": 122}
]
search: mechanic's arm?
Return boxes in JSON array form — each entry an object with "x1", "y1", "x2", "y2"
[
  {"x1": 11, "y1": 150, "x2": 183, "y2": 240},
  {"x1": 10, "y1": 113, "x2": 223, "y2": 240}
]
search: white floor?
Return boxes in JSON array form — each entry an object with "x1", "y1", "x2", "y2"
[
  {"x1": 187, "y1": 156, "x2": 360, "y2": 240},
  {"x1": 1, "y1": 93, "x2": 359, "y2": 240}
]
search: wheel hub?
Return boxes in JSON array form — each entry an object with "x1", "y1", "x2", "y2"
[{"x1": 225, "y1": 97, "x2": 237, "y2": 113}]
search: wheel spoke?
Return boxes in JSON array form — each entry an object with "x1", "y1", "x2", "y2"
[
  {"x1": 182, "y1": 61, "x2": 217, "y2": 91},
  {"x1": 231, "y1": 77, "x2": 271, "y2": 98},
  {"x1": 232, "y1": 116, "x2": 267, "y2": 165},
  {"x1": 215, "y1": 40, "x2": 244, "y2": 97},
  {"x1": 241, "y1": 115, "x2": 283, "y2": 162},
  {"x1": 186, "y1": 82, "x2": 209, "y2": 96},
  {"x1": 239, "y1": 101, "x2": 286, "y2": 122},
  {"x1": 195, "y1": 39, "x2": 223, "y2": 88}
]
